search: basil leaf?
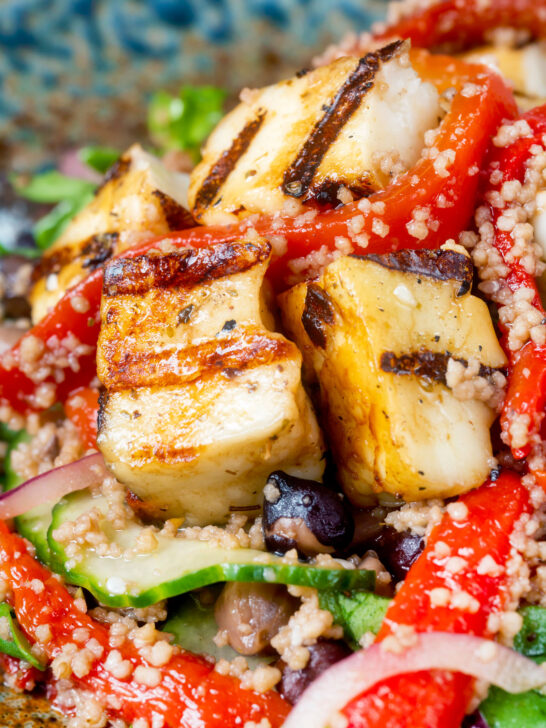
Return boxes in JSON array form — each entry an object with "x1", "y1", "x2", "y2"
[
  {"x1": 0, "y1": 602, "x2": 45, "y2": 670},
  {"x1": 148, "y1": 85, "x2": 226, "y2": 159},
  {"x1": 33, "y1": 191, "x2": 95, "y2": 250},
  {"x1": 480, "y1": 686, "x2": 546, "y2": 728},
  {"x1": 514, "y1": 605, "x2": 546, "y2": 660},
  {"x1": 13, "y1": 171, "x2": 96, "y2": 204},
  {"x1": 78, "y1": 146, "x2": 120, "y2": 174},
  {"x1": 318, "y1": 590, "x2": 388, "y2": 649},
  {"x1": 476, "y1": 606, "x2": 546, "y2": 726},
  {"x1": 0, "y1": 243, "x2": 39, "y2": 259}
]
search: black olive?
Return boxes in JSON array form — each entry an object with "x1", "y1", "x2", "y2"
[
  {"x1": 369, "y1": 526, "x2": 424, "y2": 582},
  {"x1": 350, "y1": 506, "x2": 390, "y2": 546},
  {"x1": 277, "y1": 640, "x2": 351, "y2": 704},
  {"x1": 461, "y1": 712, "x2": 490, "y2": 728},
  {"x1": 263, "y1": 471, "x2": 354, "y2": 557},
  {"x1": 0, "y1": 255, "x2": 33, "y2": 319}
]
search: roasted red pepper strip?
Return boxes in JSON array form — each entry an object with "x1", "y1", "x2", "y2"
[
  {"x1": 0, "y1": 521, "x2": 289, "y2": 728},
  {"x1": 0, "y1": 269, "x2": 102, "y2": 415},
  {"x1": 0, "y1": 653, "x2": 42, "y2": 692},
  {"x1": 373, "y1": 0, "x2": 546, "y2": 52},
  {"x1": 0, "y1": 54, "x2": 516, "y2": 415},
  {"x1": 141, "y1": 52, "x2": 516, "y2": 290},
  {"x1": 476, "y1": 105, "x2": 546, "y2": 460},
  {"x1": 342, "y1": 472, "x2": 531, "y2": 728},
  {"x1": 64, "y1": 386, "x2": 100, "y2": 450}
]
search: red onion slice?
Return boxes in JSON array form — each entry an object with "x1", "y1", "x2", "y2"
[
  {"x1": 0, "y1": 452, "x2": 109, "y2": 519},
  {"x1": 283, "y1": 632, "x2": 546, "y2": 728}
]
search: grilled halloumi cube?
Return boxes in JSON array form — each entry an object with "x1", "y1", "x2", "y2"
[
  {"x1": 30, "y1": 144, "x2": 193, "y2": 323},
  {"x1": 279, "y1": 243, "x2": 506, "y2": 505},
  {"x1": 97, "y1": 239, "x2": 324, "y2": 525},
  {"x1": 461, "y1": 43, "x2": 546, "y2": 109},
  {"x1": 188, "y1": 40, "x2": 441, "y2": 226}
]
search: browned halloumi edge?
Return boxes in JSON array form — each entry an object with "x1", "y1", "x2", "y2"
[
  {"x1": 97, "y1": 238, "x2": 324, "y2": 525},
  {"x1": 279, "y1": 243, "x2": 507, "y2": 505},
  {"x1": 30, "y1": 144, "x2": 194, "y2": 323},
  {"x1": 188, "y1": 40, "x2": 442, "y2": 225}
]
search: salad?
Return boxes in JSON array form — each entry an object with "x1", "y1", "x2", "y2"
[{"x1": 1, "y1": 1, "x2": 546, "y2": 727}]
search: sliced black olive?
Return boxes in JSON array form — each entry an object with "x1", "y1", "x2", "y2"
[
  {"x1": 369, "y1": 526, "x2": 424, "y2": 582},
  {"x1": 277, "y1": 640, "x2": 351, "y2": 704},
  {"x1": 0, "y1": 255, "x2": 33, "y2": 319},
  {"x1": 263, "y1": 471, "x2": 354, "y2": 557},
  {"x1": 461, "y1": 713, "x2": 490, "y2": 728}
]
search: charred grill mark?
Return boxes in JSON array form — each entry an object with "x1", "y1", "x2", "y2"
[
  {"x1": 362, "y1": 248, "x2": 473, "y2": 295},
  {"x1": 81, "y1": 232, "x2": 118, "y2": 270},
  {"x1": 302, "y1": 283, "x2": 335, "y2": 349},
  {"x1": 31, "y1": 246, "x2": 74, "y2": 282},
  {"x1": 97, "y1": 389, "x2": 109, "y2": 434},
  {"x1": 282, "y1": 40, "x2": 402, "y2": 202},
  {"x1": 127, "y1": 442, "x2": 199, "y2": 466},
  {"x1": 125, "y1": 489, "x2": 165, "y2": 521},
  {"x1": 380, "y1": 350, "x2": 503, "y2": 385},
  {"x1": 32, "y1": 232, "x2": 119, "y2": 282},
  {"x1": 94, "y1": 154, "x2": 129, "y2": 195},
  {"x1": 103, "y1": 241, "x2": 270, "y2": 297},
  {"x1": 100, "y1": 330, "x2": 295, "y2": 390},
  {"x1": 306, "y1": 178, "x2": 375, "y2": 207},
  {"x1": 151, "y1": 190, "x2": 195, "y2": 230},
  {"x1": 193, "y1": 112, "x2": 266, "y2": 214}
]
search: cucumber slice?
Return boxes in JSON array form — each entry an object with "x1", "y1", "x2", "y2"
[
  {"x1": 162, "y1": 593, "x2": 270, "y2": 668},
  {"x1": 4, "y1": 431, "x2": 56, "y2": 564},
  {"x1": 48, "y1": 490, "x2": 375, "y2": 608},
  {"x1": 0, "y1": 602, "x2": 45, "y2": 670}
]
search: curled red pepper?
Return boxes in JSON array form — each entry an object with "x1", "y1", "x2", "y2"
[
  {"x1": 0, "y1": 53, "x2": 516, "y2": 415},
  {"x1": 0, "y1": 521, "x2": 289, "y2": 728},
  {"x1": 342, "y1": 472, "x2": 531, "y2": 728},
  {"x1": 148, "y1": 52, "x2": 516, "y2": 290},
  {"x1": 64, "y1": 386, "x2": 100, "y2": 450},
  {"x1": 373, "y1": 0, "x2": 546, "y2": 52},
  {"x1": 477, "y1": 105, "x2": 546, "y2": 461}
]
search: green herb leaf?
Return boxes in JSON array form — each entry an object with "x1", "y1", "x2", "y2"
[
  {"x1": 148, "y1": 85, "x2": 227, "y2": 160},
  {"x1": 78, "y1": 146, "x2": 120, "y2": 174},
  {"x1": 12, "y1": 171, "x2": 96, "y2": 204},
  {"x1": 318, "y1": 590, "x2": 389, "y2": 649},
  {"x1": 476, "y1": 606, "x2": 546, "y2": 726},
  {"x1": 33, "y1": 191, "x2": 95, "y2": 250},
  {"x1": 0, "y1": 602, "x2": 46, "y2": 670},
  {"x1": 0, "y1": 243, "x2": 40, "y2": 259},
  {"x1": 514, "y1": 606, "x2": 546, "y2": 660},
  {"x1": 480, "y1": 686, "x2": 546, "y2": 728}
]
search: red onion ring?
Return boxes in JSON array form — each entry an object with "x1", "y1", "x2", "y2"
[
  {"x1": 0, "y1": 452, "x2": 109, "y2": 519},
  {"x1": 283, "y1": 632, "x2": 546, "y2": 728}
]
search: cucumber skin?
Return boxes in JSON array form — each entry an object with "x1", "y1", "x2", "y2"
[
  {"x1": 47, "y1": 490, "x2": 376, "y2": 608},
  {"x1": 48, "y1": 548, "x2": 376, "y2": 609},
  {"x1": 4, "y1": 431, "x2": 56, "y2": 565}
]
